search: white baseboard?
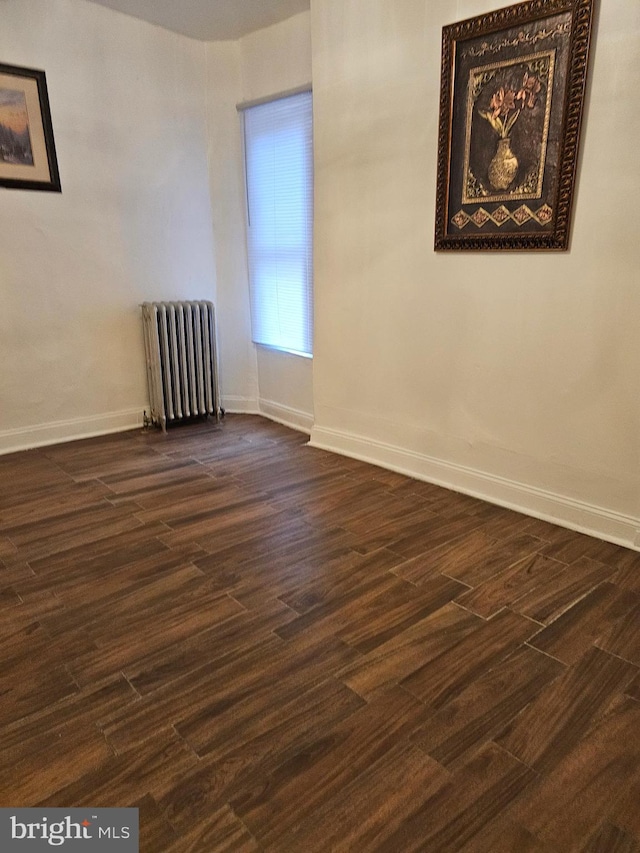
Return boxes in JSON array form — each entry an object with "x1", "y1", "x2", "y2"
[
  {"x1": 7, "y1": 406, "x2": 636, "y2": 551},
  {"x1": 0, "y1": 408, "x2": 145, "y2": 456},
  {"x1": 221, "y1": 395, "x2": 260, "y2": 414},
  {"x1": 309, "y1": 425, "x2": 640, "y2": 551},
  {"x1": 221, "y1": 395, "x2": 313, "y2": 434},
  {"x1": 258, "y1": 398, "x2": 314, "y2": 434},
  {"x1": 0, "y1": 398, "x2": 312, "y2": 456}
]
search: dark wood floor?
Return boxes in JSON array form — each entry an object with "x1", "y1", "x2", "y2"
[{"x1": 0, "y1": 414, "x2": 639, "y2": 851}]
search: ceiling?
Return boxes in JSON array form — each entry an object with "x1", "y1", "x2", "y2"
[{"x1": 84, "y1": 0, "x2": 311, "y2": 41}]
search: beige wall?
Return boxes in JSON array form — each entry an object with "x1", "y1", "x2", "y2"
[
  {"x1": 1, "y1": 0, "x2": 637, "y2": 546},
  {"x1": 205, "y1": 12, "x2": 314, "y2": 428},
  {"x1": 205, "y1": 13, "x2": 314, "y2": 427},
  {"x1": 241, "y1": 13, "x2": 314, "y2": 428},
  {"x1": 0, "y1": 3, "x2": 313, "y2": 448},
  {"x1": 205, "y1": 39, "x2": 258, "y2": 413},
  {"x1": 0, "y1": 0, "x2": 216, "y2": 450},
  {"x1": 309, "y1": 0, "x2": 640, "y2": 546}
]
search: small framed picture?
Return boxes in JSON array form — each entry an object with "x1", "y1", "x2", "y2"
[
  {"x1": 0, "y1": 62, "x2": 61, "y2": 192},
  {"x1": 434, "y1": 0, "x2": 594, "y2": 250}
]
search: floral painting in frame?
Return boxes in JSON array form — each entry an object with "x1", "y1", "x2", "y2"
[{"x1": 434, "y1": 0, "x2": 594, "y2": 250}]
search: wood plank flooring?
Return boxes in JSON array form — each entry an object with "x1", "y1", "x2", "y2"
[{"x1": 0, "y1": 414, "x2": 639, "y2": 851}]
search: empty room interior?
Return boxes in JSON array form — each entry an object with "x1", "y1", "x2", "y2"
[{"x1": 1, "y1": 0, "x2": 639, "y2": 850}]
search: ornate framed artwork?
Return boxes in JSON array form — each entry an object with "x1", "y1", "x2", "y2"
[
  {"x1": 0, "y1": 62, "x2": 61, "y2": 192},
  {"x1": 434, "y1": 0, "x2": 594, "y2": 250}
]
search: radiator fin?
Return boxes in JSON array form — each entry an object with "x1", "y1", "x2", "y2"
[{"x1": 141, "y1": 300, "x2": 221, "y2": 431}]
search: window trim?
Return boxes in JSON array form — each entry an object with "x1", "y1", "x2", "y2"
[{"x1": 236, "y1": 84, "x2": 312, "y2": 115}]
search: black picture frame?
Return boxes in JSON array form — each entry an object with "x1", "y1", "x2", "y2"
[
  {"x1": 0, "y1": 62, "x2": 61, "y2": 192},
  {"x1": 434, "y1": 0, "x2": 594, "y2": 251}
]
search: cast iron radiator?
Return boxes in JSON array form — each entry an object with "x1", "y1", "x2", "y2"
[{"x1": 141, "y1": 300, "x2": 221, "y2": 432}]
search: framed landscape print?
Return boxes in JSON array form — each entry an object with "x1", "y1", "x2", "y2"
[
  {"x1": 0, "y1": 63, "x2": 61, "y2": 192},
  {"x1": 434, "y1": 0, "x2": 594, "y2": 250}
]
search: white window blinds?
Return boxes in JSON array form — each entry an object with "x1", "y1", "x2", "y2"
[{"x1": 243, "y1": 91, "x2": 313, "y2": 356}]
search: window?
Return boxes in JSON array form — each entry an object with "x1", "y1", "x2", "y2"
[{"x1": 242, "y1": 90, "x2": 313, "y2": 357}]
